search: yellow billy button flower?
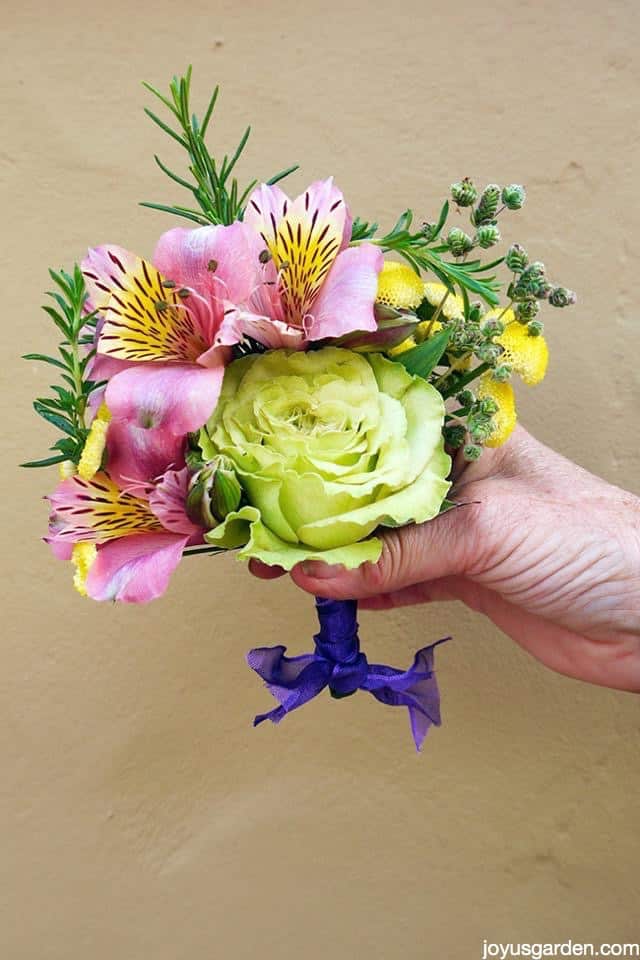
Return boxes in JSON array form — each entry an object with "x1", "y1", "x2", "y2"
[
  {"x1": 477, "y1": 374, "x2": 517, "y2": 447},
  {"x1": 71, "y1": 542, "x2": 98, "y2": 597},
  {"x1": 422, "y1": 282, "x2": 465, "y2": 321},
  {"x1": 78, "y1": 402, "x2": 111, "y2": 481},
  {"x1": 485, "y1": 309, "x2": 549, "y2": 386},
  {"x1": 388, "y1": 335, "x2": 417, "y2": 357},
  {"x1": 376, "y1": 261, "x2": 424, "y2": 310}
]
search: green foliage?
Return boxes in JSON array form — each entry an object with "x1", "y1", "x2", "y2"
[
  {"x1": 141, "y1": 66, "x2": 299, "y2": 226},
  {"x1": 395, "y1": 328, "x2": 452, "y2": 380},
  {"x1": 21, "y1": 267, "x2": 101, "y2": 469}
]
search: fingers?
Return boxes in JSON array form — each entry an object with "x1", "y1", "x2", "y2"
[
  {"x1": 248, "y1": 559, "x2": 286, "y2": 580},
  {"x1": 290, "y1": 505, "x2": 488, "y2": 600}
]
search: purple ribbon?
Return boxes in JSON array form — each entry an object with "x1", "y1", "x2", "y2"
[{"x1": 246, "y1": 597, "x2": 449, "y2": 751}]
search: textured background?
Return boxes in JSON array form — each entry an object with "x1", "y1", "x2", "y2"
[{"x1": 2, "y1": 1, "x2": 639, "y2": 957}]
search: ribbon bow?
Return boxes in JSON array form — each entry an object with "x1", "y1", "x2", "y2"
[{"x1": 247, "y1": 597, "x2": 448, "y2": 751}]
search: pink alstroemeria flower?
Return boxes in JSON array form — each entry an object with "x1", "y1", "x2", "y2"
[
  {"x1": 47, "y1": 465, "x2": 202, "y2": 603},
  {"x1": 154, "y1": 178, "x2": 383, "y2": 349}
]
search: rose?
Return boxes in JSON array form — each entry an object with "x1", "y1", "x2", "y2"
[{"x1": 199, "y1": 347, "x2": 451, "y2": 569}]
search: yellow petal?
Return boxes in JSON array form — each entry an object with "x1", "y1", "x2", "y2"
[
  {"x1": 376, "y1": 261, "x2": 424, "y2": 310},
  {"x1": 422, "y1": 282, "x2": 464, "y2": 320},
  {"x1": 98, "y1": 256, "x2": 208, "y2": 363},
  {"x1": 477, "y1": 374, "x2": 517, "y2": 447}
]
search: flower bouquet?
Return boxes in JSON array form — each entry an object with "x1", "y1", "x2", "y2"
[{"x1": 25, "y1": 69, "x2": 575, "y2": 749}]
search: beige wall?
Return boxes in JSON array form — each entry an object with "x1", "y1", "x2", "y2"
[{"x1": 2, "y1": 1, "x2": 639, "y2": 956}]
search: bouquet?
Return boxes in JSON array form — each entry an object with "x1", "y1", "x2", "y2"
[{"x1": 25, "y1": 69, "x2": 576, "y2": 750}]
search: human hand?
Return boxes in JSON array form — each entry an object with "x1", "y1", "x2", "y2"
[{"x1": 250, "y1": 426, "x2": 640, "y2": 692}]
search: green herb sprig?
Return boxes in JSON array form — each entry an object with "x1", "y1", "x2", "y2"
[
  {"x1": 22, "y1": 267, "x2": 101, "y2": 469},
  {"x1": 141, "y1": 66, "x2": 299, "y2": 226}
]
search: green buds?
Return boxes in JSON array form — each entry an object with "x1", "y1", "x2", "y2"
[
  {"x1": 451, "y1": 178, "x2": 478, "y2": 207},
  {"x1": 506, "y1": 243, "x2": 529, "y2": 273},
  {"x1": 463, "y1": 443, "x2": 483, "y2": 461},
  {"x1": 443, "y1": 424, "x2": 466, "y2": 448},
  {"x1": 548, "y1": 286, "x2": 577, "y2": 308},
  {"x1": 502, "y1": 184, "x2": 526, "y2": 210},
  {"x1": 492, "y1": 364, "x2": 512, "y2": 381},
  {"x1": 446, "y1": 227, "x2": 474, "y2": 257},
  {"x1": 187, "y1": 456, "x2": 242, "y2": 529},
  {"x1": 472, "y1": 184, "x2": 501, "y2": 225},
  {"x1": 514, "y1": 300, "x2": 540, "y2": 323},
  {"x1": 527, "y1": 320, "x2": 544, "y2": 337},
  {"x1": 456, "y1": 389, "x2": 475, "y2": 408},
  {"x1": 475, "y1": 223, "x2": 501, "y2": 249}
]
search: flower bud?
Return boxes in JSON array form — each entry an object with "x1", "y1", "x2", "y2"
[
  {"x1": 443, "y1": 424, "x2": 466, "y2": 448},
  {"x1": 505, "y1": 243, "x2": 529, "y2": 273},
  {"x1": 472, "y1": 184, "x2": 501, "y2": 225},
  {"x1": 482, "y1": 318, "x2": 505, "y2": 337},
  {"x1": 456, "y1": 389, "x2": 475, "y2": 407},
  {"x1": 491, "y1": 364, "x2": 512, "y2": 381},
  {"x1": 502, "y1": 184, "x2": 526, "y2": 210},
  {"x1": 527, "y1": 320, "x2": 544, "y2": 337},
  {"x1": 468, "y1": 301, "x2": 484, "y2": 323},
  {"x1": 514, "y1": 300, "x2": 540, "y2": 323},
  {"x1": 475, "y1": 223, "x2": 501, "y2": 249},
  {"x1": 187, "y1": 457, "x2": 242, "y2": 529},
  {"x1": 451, "y1": 178, "x2": 477, "y2": 207},
  {"x1": 463, "y1": 443, "x2": 483, "y2": 461},
  {"x1": 478, "y1": 397, "x2": 499, "y2": 416},
  {"x1": 548, "y1": 286, "x2": 577, "y2": 308},
  {"x1": 446, "y1": 227, "x2": 474, "y2": 257},
  {"x1": 475, "y1": 342, "x2": 502, "y2": 364}
]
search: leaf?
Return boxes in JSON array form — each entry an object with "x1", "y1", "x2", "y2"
[
  {"x1": 20, "y1": 454, "x2": 68, "y2": 469},
  {"x1": 22, "y1": 353, "x2": 67, "y2": 371},
  {"x1": 431, "y1": 200, "x2": 449, "y2": 240},
  {"x1": 395, "y1": 328, "x2": 452, "y2": 379},
  {"x1": 33, "y1": 401, "x2": 75, "y2": 435}
]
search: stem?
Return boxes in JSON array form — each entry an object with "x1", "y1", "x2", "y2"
[{"x1": 439, "y1": 361, "x2": 492, "y2": 399}]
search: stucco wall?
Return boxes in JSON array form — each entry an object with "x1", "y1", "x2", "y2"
[{"x1": 2, "y1": 1, "x2": 639, "y2": 956}]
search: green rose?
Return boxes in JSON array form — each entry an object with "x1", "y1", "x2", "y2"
[{"x1": 200, "y1": 347, "x2": 451, "y2": 569}]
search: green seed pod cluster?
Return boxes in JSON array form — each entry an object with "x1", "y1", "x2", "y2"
[
  {"x1": 475, "y1": 223, "x2": 501, "y2": 249},
  {"x1": 472, "y1": 184, "x2": 501, "y2": 225},
  {"x1": 548, "y1": 286, "x2": 577, "y2": 308},
  {"x1": 446, "y1": 227, "x2": 474, "y2": 257},
  {"x1": 502, "y1": 184, "x2": 526, "y2": 210},
  {"x1": 505, "y1": 243, "x2": 529, "y2": 273},
  {"x1": 451, "y1": 178, "x2": 478, "y2": 207}
]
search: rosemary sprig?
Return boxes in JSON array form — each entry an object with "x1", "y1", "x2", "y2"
[
  {"x1": 141, "y1": 66, "x2": 299, "y2": 226},
  {"x1": 22, "y1": 267, "x2": 102, "y2": 469}
]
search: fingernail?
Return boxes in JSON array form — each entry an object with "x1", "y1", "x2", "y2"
[{"x1": 300, "y1": 561, "x2": 343, "y2": 579}]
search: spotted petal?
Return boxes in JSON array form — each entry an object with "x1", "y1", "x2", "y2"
[
  {"x1": 90, "y1": 247, "x2": 214, "y2": 363},
  {"x1": 305, "y1": 244, "x2": 383, "y2": 341},
  {"x1": 244, "y1": 179, "x2": 349, "y2": 326},
  {"x1": 148, "y1": 468, "x2": 202, "y2": 538},
  {"x1": 48, "y1": 473, "x2": 162, "y2": 544}
]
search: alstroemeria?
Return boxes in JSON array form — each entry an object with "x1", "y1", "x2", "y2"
[
  {"x1": 47, "y1": 465, "x2": 202, "y2": 602},
  {"x1": 154, "y1": 178, "x2": 383, "y2": 350}
]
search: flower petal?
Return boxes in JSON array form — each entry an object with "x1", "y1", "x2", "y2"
[
  {"x1": 105, "y1": 362, "x2": 225, "y2": 436},
  {"x1": 105, "y1": 419, "x2": 187, "y2": 494},
  {"x1": 148, "y1": 468, "x2": 202, "y2": 538},
  {"x1": 244, "y1": 179, "x2": 349, "y2": 324},
  {"x1": 214, "y1": 304, "x2": 306, "y2": 351},
  {"x1": 82, "y1": 244, "x2": 138, "y2": 314},
  {"x1": 153, "y1": 221, "x2": 265, "y2": 307},
  {"x1": 48, "y1": 473, "x2": 162, "y2": 543},
  {"x1": 92, "y1": 250, "x2": 214, "y2": 363},
  {"x1": 305, "y1": 244, "x2": 383, "y2": 340},
  {"x1": 85, "y1": 532, "x2": 188, "y2": 603}
]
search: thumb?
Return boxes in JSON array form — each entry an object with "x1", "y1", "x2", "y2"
[{"x1": 290, "y1": 502, "x2": 485, "y2": 600}]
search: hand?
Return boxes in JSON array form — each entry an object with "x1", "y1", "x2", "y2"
[{"x1": 250, "y1": 426, "x2": 640, "y2": 692}]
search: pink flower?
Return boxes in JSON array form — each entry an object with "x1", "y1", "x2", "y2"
[
  {"x1": 153, "y1": 178, "x2": 383, "y2": 349},
  {"x1": 47, "y1": 464, "x2": 202, "y2": 603}
]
